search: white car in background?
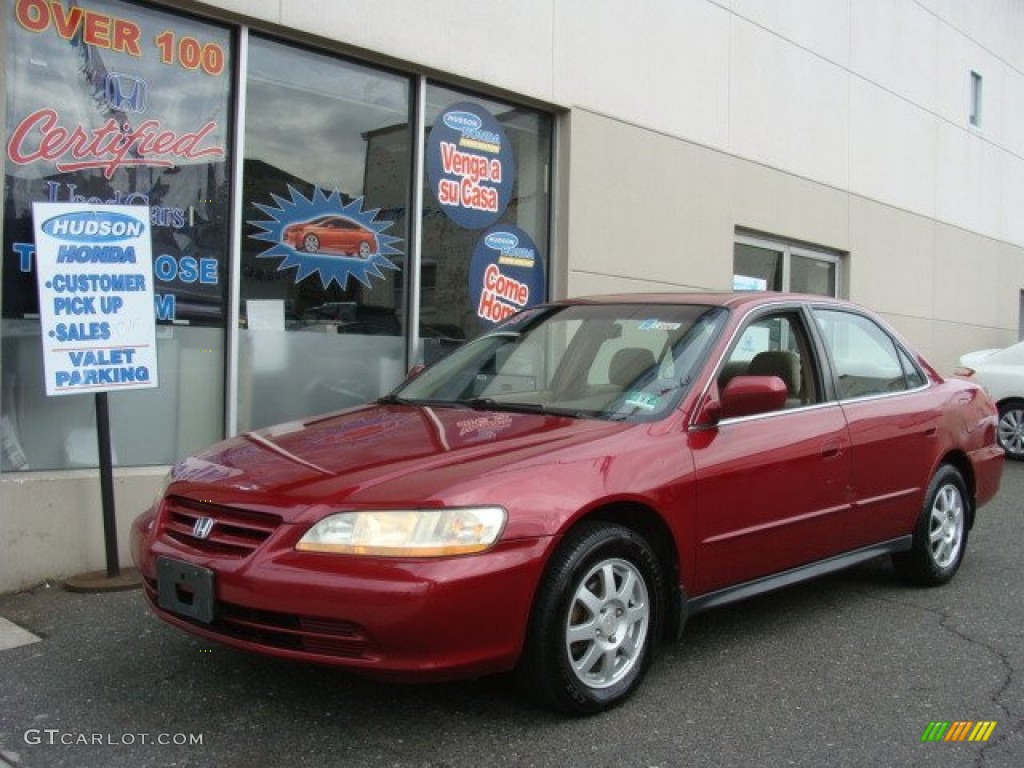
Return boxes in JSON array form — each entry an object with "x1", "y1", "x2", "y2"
[{"x1": 958, "y1": 340, "x2": 1024, "y2": 460}]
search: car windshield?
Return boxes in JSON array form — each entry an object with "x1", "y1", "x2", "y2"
[{"x1": 391, "y1": 303, "x2": 728, "y2": 421}]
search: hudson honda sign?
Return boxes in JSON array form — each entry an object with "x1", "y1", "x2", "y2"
[{"x1": 32, "y1": 203, "x2": 159, "y2": 396}]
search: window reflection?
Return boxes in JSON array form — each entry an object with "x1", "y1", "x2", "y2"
[
  {"x1": 1, "y1": 11, "x2": 555, "y2": 470},
  {"x1": 2, "y1": 0, "x2": 231, "y2": 470},
  {"x1": 420, "y1": 85, "x2": 552, "y2": 362},
  {"x1": 238, "y1": 38, "x2": 412, "y2": 431}
]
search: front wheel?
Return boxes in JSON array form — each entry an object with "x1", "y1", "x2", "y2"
[
  {"x1": 893, "y1": 465, "x2": 969, "y2": 586},
  {"x1": 517, "y1": 522, "x2": 664, "y2": 715},
  {"x1": 997, "y1": 400, "x2": 1024, "y2": 460},
  {"x1": 302, "y1": 234, "x2": 320, "y2": 253}
]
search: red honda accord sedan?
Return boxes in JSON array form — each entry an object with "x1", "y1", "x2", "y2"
[{"x1": 132, "y1": 293, "x2": 1003, "y2": 714}]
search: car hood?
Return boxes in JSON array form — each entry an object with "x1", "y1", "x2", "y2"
[{"x1": 167, "y1": 403, "x2": 633, "y2": 516}]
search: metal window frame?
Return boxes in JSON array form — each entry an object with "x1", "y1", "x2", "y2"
[
  {"x1": 735, "y1": 233, "x2": 841, "y2": 298},
  {"x1": 969, "y1": 70, "x2": 983, "y2": 129},
  {"x1": 224, "y1": 27, "x2": 249, "y2": 438}
]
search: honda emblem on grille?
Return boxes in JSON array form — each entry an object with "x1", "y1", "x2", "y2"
[{"x1": 192, "y1": 517, "x2": 215, "y2": 540}]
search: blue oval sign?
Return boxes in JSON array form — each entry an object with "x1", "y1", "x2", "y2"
[
  {"x1": 469, "y1": 225, "x2": 545, "y2": 327},
  {"x1": 41, "y1": 211, "x2": 146, "y2": 242},
  {"x1": 443, "y1": 111, "x2": 484, "y2": 133},
  {"x1": 484, "y1": 232, "x2": 519, "y2": 251},
  {"x1": 427, "y1": 102, "x2": 515, "y2": 230}
]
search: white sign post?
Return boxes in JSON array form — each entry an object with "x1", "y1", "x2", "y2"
[{"x1": 32, "y1": 203, "x2": 159, "y2": 581}]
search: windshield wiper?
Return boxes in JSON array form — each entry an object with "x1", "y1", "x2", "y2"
[
  {"x1": 382, "y1": 394, "x2": 586, "y2": 419},
  {"x1": 376, "y1": 393, "x2": 412, "y2": 405},
  {"x1": 464, "y1": 397, "x2": 548, "y2": 414}
]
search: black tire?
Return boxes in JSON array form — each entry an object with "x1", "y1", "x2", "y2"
[
  {"x1": 302, "y1": 234, "x2": 320, "y2": 253},
  {"x1": 997, "y1": 399, "x2": 1024, "y2": 460},
  {"x1": 517, "y1": 522, "x2": 664, "y2": 715},
  {"x1": 893, "y1": 465, "x2": 969, "y2": 586}
]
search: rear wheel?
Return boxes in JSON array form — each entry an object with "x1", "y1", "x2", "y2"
[
  {"x1": 997, "y1": 399, "x2": 1024, "y2": 460},
  {"x1": 517, "y1": 522, "x2": 664, "y2": 715},
  {"x1": 893, "y1": 465, "x2": 968, "y2": 586}
]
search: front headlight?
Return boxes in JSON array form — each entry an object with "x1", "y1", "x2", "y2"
[{"x1": 295, "y1": 507, "x2": 507, "y2": 557}]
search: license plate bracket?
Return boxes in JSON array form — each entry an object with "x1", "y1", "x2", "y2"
[{"x1": 157, "y1": 557, "x2": 215, "y2": 624}]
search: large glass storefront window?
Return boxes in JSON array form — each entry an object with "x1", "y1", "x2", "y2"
[
  {"x1": 0, "y1": 4, "x2": 553, "y2": 472},
  {"x1": 420, "y1": 85, "x2": 552, "y2": 363},
  {"x1": 238, "y1": 38, "x2": 412, "y2": 431},
  {"x1": 2, "y1": 0, "x2": 232, "y2": 470}
]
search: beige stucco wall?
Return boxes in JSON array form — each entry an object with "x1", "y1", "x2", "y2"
[
  {"x1": 0, "y1": 469, "x2": 162, "y2": 591},
  {"x1": 564, "y1": 108, "x2": 1023, "y2": 374}
]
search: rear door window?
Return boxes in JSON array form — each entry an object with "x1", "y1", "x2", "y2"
[{"x1": 813, "y1": 309, "x2": 926, "y2": 399}]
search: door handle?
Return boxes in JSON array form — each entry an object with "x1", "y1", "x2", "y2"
[{"x1": 821, "y1": 438, "x2": 843, "y2": 458}]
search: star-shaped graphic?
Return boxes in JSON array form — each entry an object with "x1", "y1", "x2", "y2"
[{"x1": 248, "y1": 186, "x2": 403, "y2": 289}]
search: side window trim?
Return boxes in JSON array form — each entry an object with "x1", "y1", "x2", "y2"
[{"x1": 896, "y1": 344, "x2": 929, "y2": 391}]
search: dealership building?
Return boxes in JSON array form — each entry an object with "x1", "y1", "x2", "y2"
[{"x1": 2, "y1": 0, "x2": 1023, "y2": 591}]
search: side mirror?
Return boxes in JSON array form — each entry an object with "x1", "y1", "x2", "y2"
[
  {"x1": 719, "y1": 375, "x2": 788, "y2": 419},
  {"x1": 405, "y1": 363, "x2": 426, "y2": 382}
]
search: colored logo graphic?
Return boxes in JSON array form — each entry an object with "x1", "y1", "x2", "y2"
[
  {"x1": 426, "y1": 102, "x2": 514, "y2": 229},
  {"x1": 104, "y1": 72, "x2": 149, "y2": 114},
  {"x1": 41, "y1": 210, "x2": 145, "y2": 242},
  {"x1": 469, "y1": 225, "x2": 545, "y2": 326},
  {"x1": 248, "y1": 186, "x2": 402, "y2": 289},
  {"x1": 920, "y1": 721, "x2": 997, "y2": 742}
]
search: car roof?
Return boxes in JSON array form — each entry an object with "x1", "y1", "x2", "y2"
[{"x1": 558, "y1": 291, "x2": 858, "y2": 312}]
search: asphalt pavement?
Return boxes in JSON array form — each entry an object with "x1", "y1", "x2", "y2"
[{"x1": 1, "y1": 462, "x2": 1022, "y2": 768}]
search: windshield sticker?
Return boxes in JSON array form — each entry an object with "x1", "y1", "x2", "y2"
[
  {"x1": 638, "y1": 319, "x2": 681, "y2": 331},
  {"x1": 624, "y1": 392, "x2": 660, "y2": 411},
  {"x1": 248, "y1": 185, "x2": 402, "y2": 289}
]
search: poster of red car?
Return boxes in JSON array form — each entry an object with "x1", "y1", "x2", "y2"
[{"x1": 282, "y1": 214, "x2": 378, "y2": 258}]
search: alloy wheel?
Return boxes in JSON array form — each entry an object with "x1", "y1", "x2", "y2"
[
  {"x1": 998, "y1": 405, "x2": 1024, "y2": 459},
  {"x1": 565, "y1": 557, "x2": 650, "y2": 690},
  {"x1": 928, "y1": 483, "x2": 964, "y2": 569}
]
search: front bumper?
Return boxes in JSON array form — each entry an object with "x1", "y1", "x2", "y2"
[{"x1": 131, "y1": 505, "x2": 550, "y2": 681}]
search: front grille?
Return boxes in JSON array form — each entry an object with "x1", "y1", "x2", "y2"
[
  {"x1": 219, "y1": 604, "x2": 371, "y2": 658},
  {"x1": 145, "y1": 580, "x2": 371, "y2": 659},
  {"x1": 161, "y1": 496, "x2": 281, "y2": 557}
]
